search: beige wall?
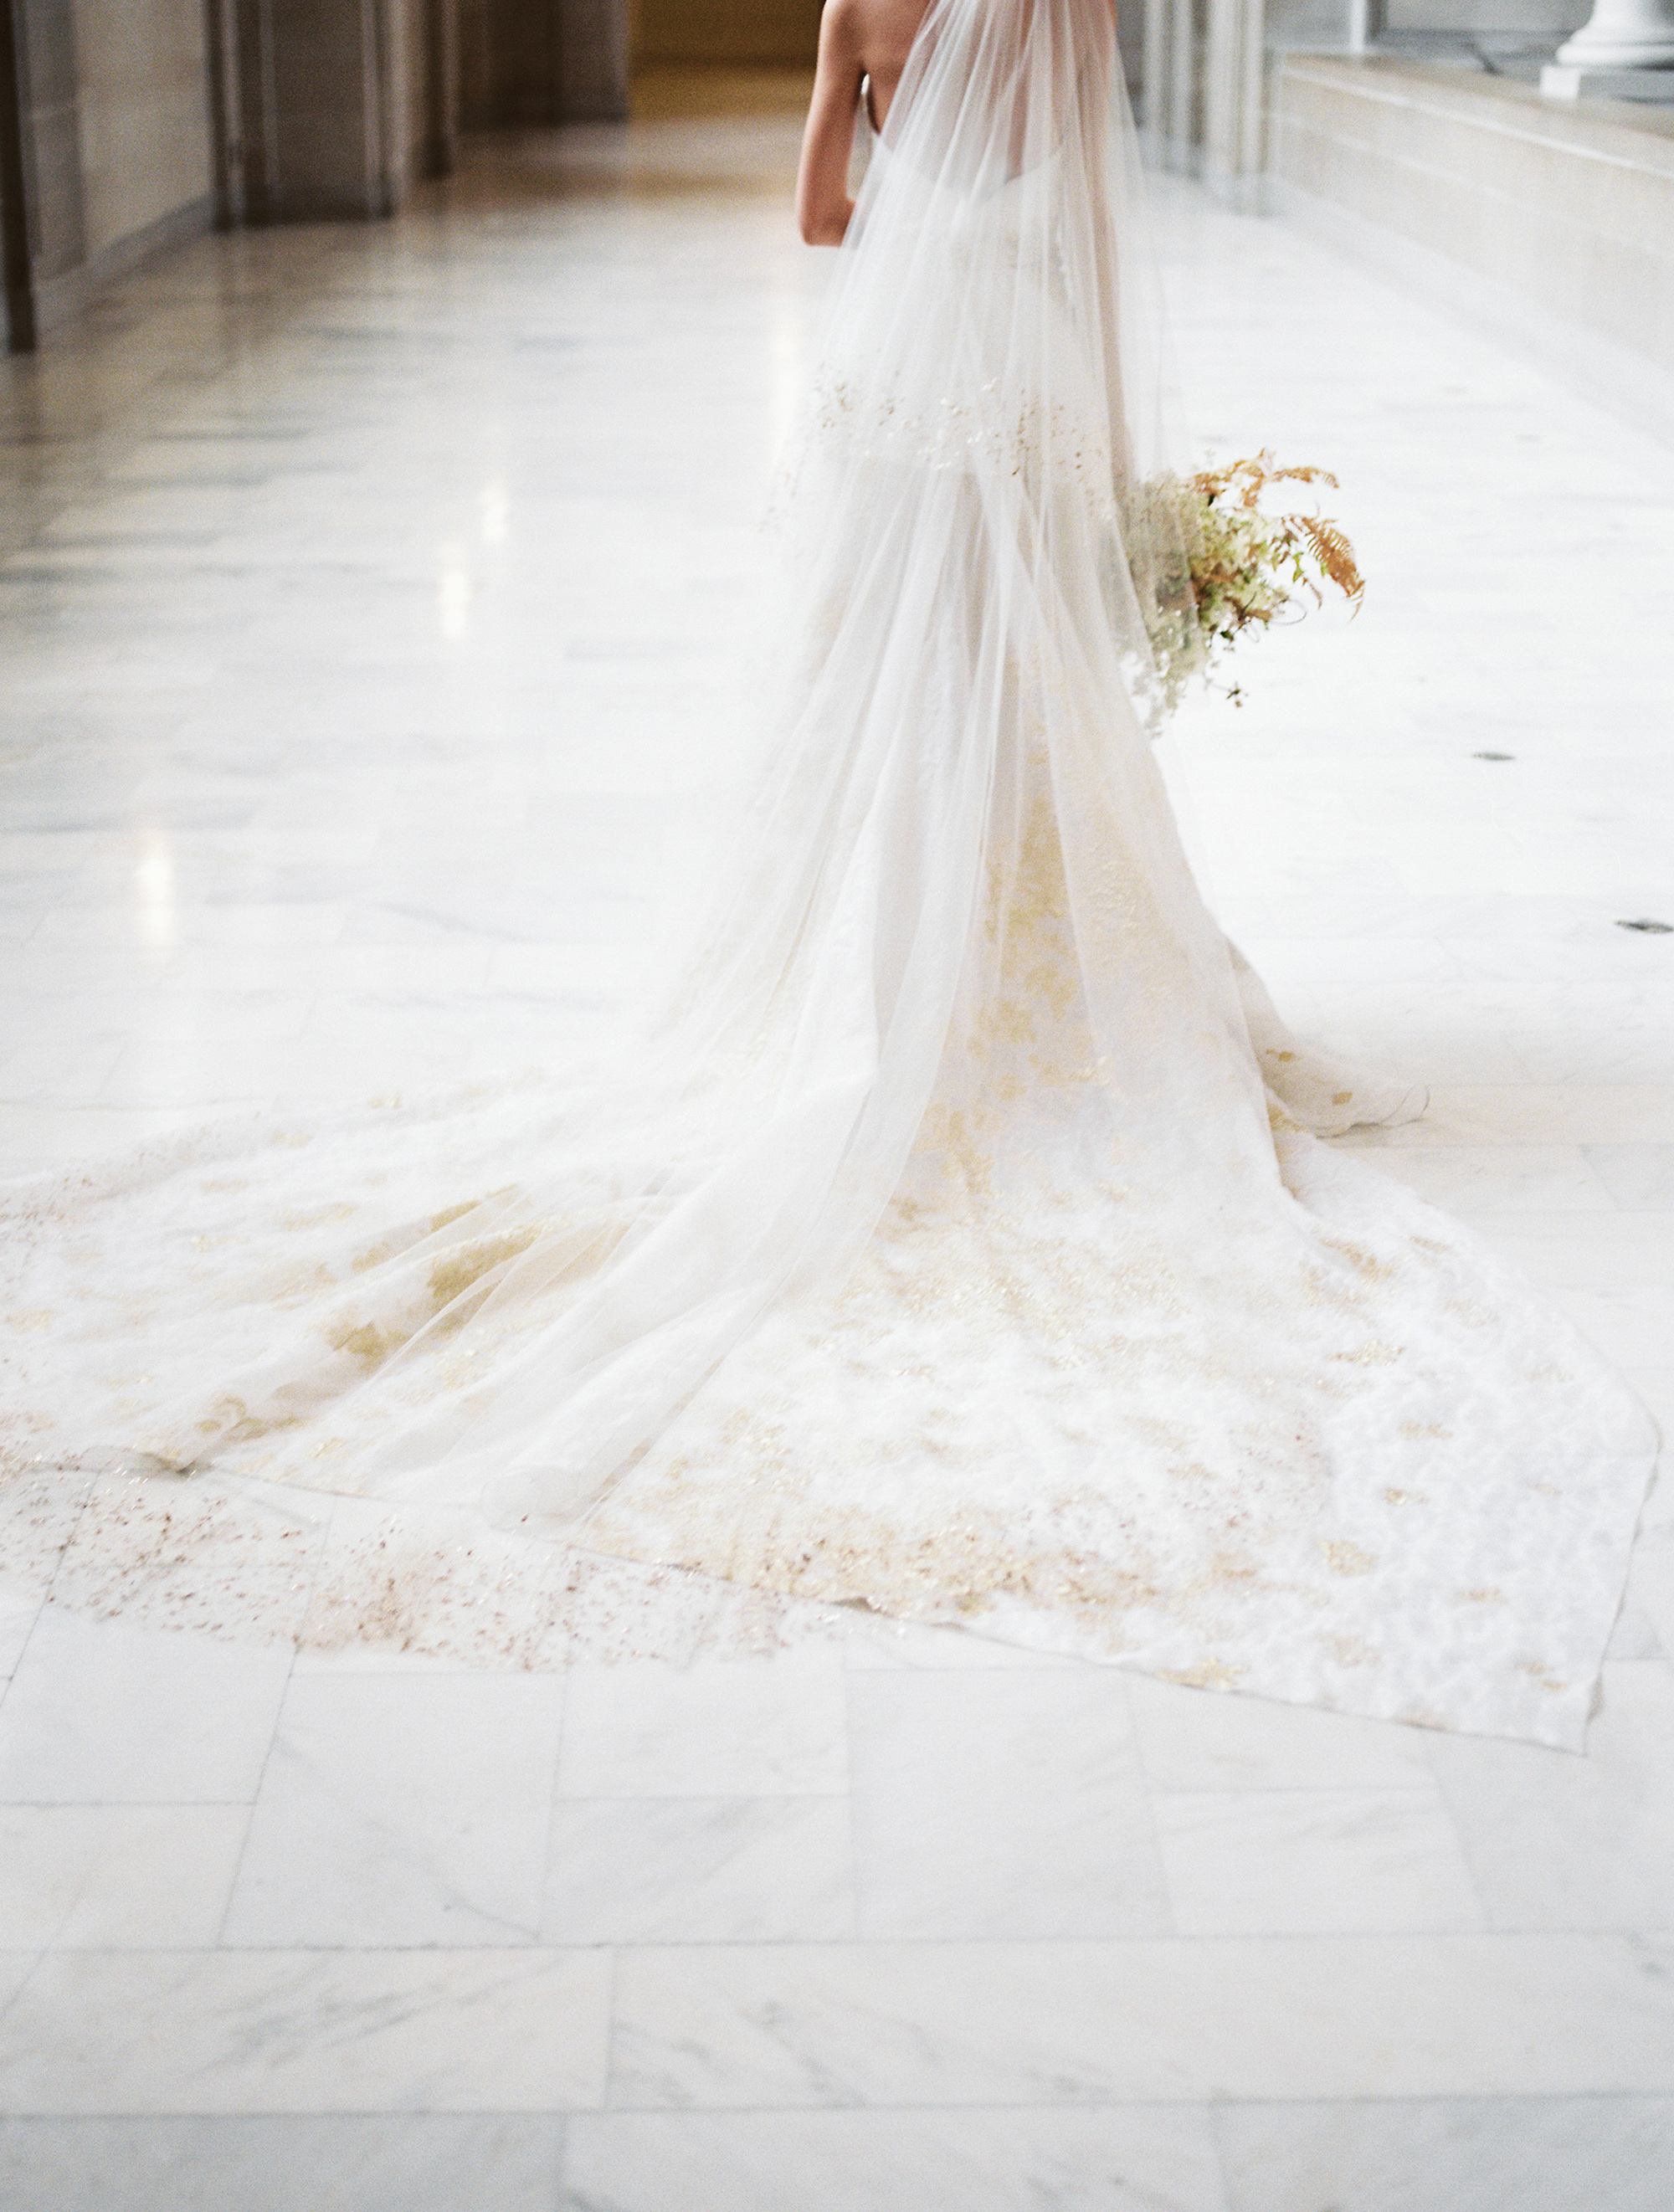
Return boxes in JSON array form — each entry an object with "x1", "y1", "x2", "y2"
[
  {"x1": 1383, "y1": 0, "x2": 1584, "y2": 23},
  {"x1": 1264, "y1": 0, "x2": 1588, "y2": 39},
  {"x1": 1271, "y1": 55, "x2": 1674, "y2": 381},
  {"x1": 636, "y1": 0, "x2": 820, "y2": 68},
  {"x1": 69, "y1": 0, "x2": 213, "y2": 259}
]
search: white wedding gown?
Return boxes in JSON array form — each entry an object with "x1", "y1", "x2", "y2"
[{"x1": 1, "y1": 0, "x2": 1656, "y2": 1747}]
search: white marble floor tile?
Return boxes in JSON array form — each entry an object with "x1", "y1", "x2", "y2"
[
  {"x1": 1126, "y1": 1676, "x2": 1437, "y2": 1792},
  {"x1": 542, "y1": 1796, "x2": 853, "y2": 1944},
  {"x1": 1461, "y1": 1211, "x2": 1674, "y2": 1291},
  {"x1": 846, "y1": 1669, "x2": 1169, "y2": 1939},
  {"x1": 1363, "y1": 1087, "x2": 1674, "y2": 1150},
  {"x1": 1151, "y1": 1789, "x2": 1484, "y2": 1936},
  {"x1": 1316, "y1": 1024, "x2": 1533, "y2": 1086},
  {"x1": 1631, "y1": 1550, "x2": 1674, "y2": 1677},
  {"x1": 222, "y1": 1672, "x2": 564, "y2": 1947},
  {"x1": 840, "y1": 1615, "x2": 1080, "y2": 1669},
  {"x1": 1329, "y1": 1143, "x2": 1619, "y2": 1214},
  {"x1": 1622, "y1": 1369, "x2": 1673, "y2": 1465},
  {"x1": 1424, "y1": 1659, "x2": 1674, "y2": 1931},
  {"x1": 0, "y1": 1805, "x2": 249, "y2": 1948},
  {"x1": 0, "y1": 2116, "x2": 567, "y2": 2212},
  {"x1": 0, "y1": 1030, "x2": 127, "y2": 1103},
  {"x1": 1585, "y1": 1144, "x2": 1674, "y2": 1210},
  {"x1": 1214, "y1": 2096, "x2": 1674, "y2": 2212},
  {"x1": 608, "y1": 1934, "x2": 1674, "y2": 2106},
  {"x1": 0, "y1": 1605, "x2": 291, "y2": 1804},
  {"x1": 0, "y1": 1948, "x2": 611, "y2": 2113},
  {"x1": 1551, "y1": 1287, "x2": 1674, "y2": 1369},
  {"x1": 2, "y1": 76, "x2": 1672, "y2": 2165},
  {"x1": 562, "y1": 2107, "x2": 1231, "y2": 2212},
  {"x1": 557, "y1": 1652, "x2": 848, "y2": 1798},
  {"x1": 1605, "y1": 1595, "x2": 1663, "y2": 1660},
  {"x1": 0, "y1": 1590, "x2": 42, "y2": 1681}
]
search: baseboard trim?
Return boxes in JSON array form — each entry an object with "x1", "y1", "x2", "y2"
[
  {"x1": 33, "y1": 193, "x2": 217, "y2": 337},
  {"x1": 1265, "y1": 172, "x2": 1674, "y2": 452}
]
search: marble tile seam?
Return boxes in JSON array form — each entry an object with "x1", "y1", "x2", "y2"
[
  {"x1": 603, "y1": 1931, "x2": 1674, "y2": 2104},
  {"x1": 0, "y1": 2091, "x2": 1667, "y2": 2113},
  {"x1": 581, "y1": 2087, "x2": 1674, "y2": 2110},
  {"x1": 0, "y1": 1929, "x2": 1632, "y2": 1957}
]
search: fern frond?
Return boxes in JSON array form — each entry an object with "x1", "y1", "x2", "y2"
[
  {"x1": 1189, "y1": 454, "x2": 1342, "y2": 506},
  {"x1": 1286, "y1": 514, "x2": 1364, "y2": 609},
  {"x1": 1136, "y1": 454, "x2": 1366, "y2": 715},
  {"x1": 1265, "y1": 462, "x2": 1338, "y2": 490}
]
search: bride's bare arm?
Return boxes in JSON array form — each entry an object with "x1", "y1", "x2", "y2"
[{"x1": 797, "y1": 2, "x2": 865, "y2": 245}]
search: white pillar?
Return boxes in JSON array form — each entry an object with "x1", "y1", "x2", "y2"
[
  {"x1": 1348, "y1": 0, "x2": 1387, "y2": 53},
  {"x1": 1554, "y1": 0, "x2": 1674, "y2": 67},
  {"x1": 1140, "y1": 0, "x2": 1204, "y2": 172},
  {"x1": 1142, "y1": 0, "x2": 1171, "y2": 151},
  {"x1": 1203, "y1": 0, "x2": 1264, "y2": 207},
  {"x1": 1165, "y1": 0, "x2": 1193, "y2": 170}
]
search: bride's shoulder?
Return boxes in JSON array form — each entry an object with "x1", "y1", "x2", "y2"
[{"x1": 824, "y1": 0, "x2": 932, "y2": 50}]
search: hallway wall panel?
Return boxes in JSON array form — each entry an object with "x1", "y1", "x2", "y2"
[
  {"x1": 635, "y1": 0, "x2": 819, "y2": 69},
  {"x1": 460, "y1": 0, "x2": 626, "y2": 124},
  {"x1": 69, "y1": 0, "x2": 211, "y2": 259}
]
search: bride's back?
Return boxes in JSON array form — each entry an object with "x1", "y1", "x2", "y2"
[{"x1": 834, "y1": 0, "x2": 935, "y2": 127}]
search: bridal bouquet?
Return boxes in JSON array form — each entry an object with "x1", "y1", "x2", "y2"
[{"x1": 1133, "y1": 452, "x2": 1365, "y2": 715}]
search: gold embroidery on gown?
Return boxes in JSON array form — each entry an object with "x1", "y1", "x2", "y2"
[{"x1": 0, "y1": 0, "x2": 1656, "y2": 1744}]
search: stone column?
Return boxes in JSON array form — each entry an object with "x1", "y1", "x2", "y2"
[
  {"x1": 225, "y1": 0, "x2": 465, "y2": 222},
  {"x1": 1556, "y1": 0, "x2": 1674, "y2": 65},
  {"x1": 460, "y1": 0, "x2": 626, "y2": 125},
  {"x1": 202, "y1": 0, "x2": 246, "y2": 227},
  {"x1": 555, "y1": 0, "x2": 625, "y2": 120},
  {"x1": 1140, "y1": 0, "x2": 1204, "y2": 171},
  {"x1": 1347, "y1": 0, "x2": 1386, "y2": 52},
  {"x1": 0, "y1": 0, "x2": 45, "y2": 346},
  {"x1": 1141, "y1": 0, "x2": 1169, "y2": 151},
  {"x1": 1169, "y1": 0, "x2": 1204, "y2": 169},
  {"x1": 423, "y1": 0, "x2": 460, "y2": 170},
  {"x1": 1203, "y1": 0, "x2": 1263, "y2": 207},
  {"x1": 1, "y1": 0, "x2": 85, "y2": 343},
  {"x1": 1543, "y1": 0, "x2": 1674, "y2": 97},
  {"x1": 233, "y1": 0, "x2": 391, "y2": 221}
]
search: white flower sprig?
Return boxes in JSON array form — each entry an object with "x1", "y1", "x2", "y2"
[{"x1": 1133, "y1": 451, "x2": 1365, "y2": 714}]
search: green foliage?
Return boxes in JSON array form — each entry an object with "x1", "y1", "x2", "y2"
[{"x1": 1138, "y1": 452, "x2": 1364, "y2": 715}]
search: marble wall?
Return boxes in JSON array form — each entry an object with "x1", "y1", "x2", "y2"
[
  {"x1": 1262, "y1": 0, "x2": 1589, "y2": 45},
  {"x1": 1, "y1": 0, "x2": 482, "y2": 346},
  {"x1": 1143, "y1": 0, "x2": 1596, "y2": 183},
  {"x1": 69, "y1": 0, "x2": 211, "y2": 260},
  {"x1": 243, "y1": 0, "x2": 393, "y2": 220},
  {"x1": 1136, "y1": 0, "x2": 1670, "y2": 439},
  {"x1": 8, "y1": 0, "x2": 89, "y2": 300},
  {"x1": 3, "y1": 0, "x2": 218, "y2": 337},
  {"x1": 1270, "y1": 55, "x2": 1674, "y2": 393},
  {"x1": 1382, "y1": 0, "x2": 1584, "y2": 24}
]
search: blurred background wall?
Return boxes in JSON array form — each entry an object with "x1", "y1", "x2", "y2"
[
  {"x1": 633, "y1": 0, "x2": 819, "y2": 68},
  {"x1": 2, "y1": 0, "x2": 1667, "y2": 415}
]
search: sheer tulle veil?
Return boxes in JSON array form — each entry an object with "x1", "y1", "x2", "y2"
[
  {"x1": 3, "y1": 0, "x2": 1656, "y2": 1747},
  {"x1": 8, "y1": 0, "x2": 1229, "y2": 1515}
]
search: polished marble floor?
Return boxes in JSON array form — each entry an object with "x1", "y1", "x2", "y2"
[{"x1": 2, "y1": 70, "x2": 1673, "y2": 2212}]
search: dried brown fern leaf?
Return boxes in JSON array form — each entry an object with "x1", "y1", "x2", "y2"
[
  {"x1": 1191, "y1": 452, "x2": 1343, "y2": 511},
  {"x1": 1261, "y1": 461, "x2": 1339, "y2": 490},
  {"x1": 1286, "y1": 514, "x2": 1364, "y2": 610}
]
